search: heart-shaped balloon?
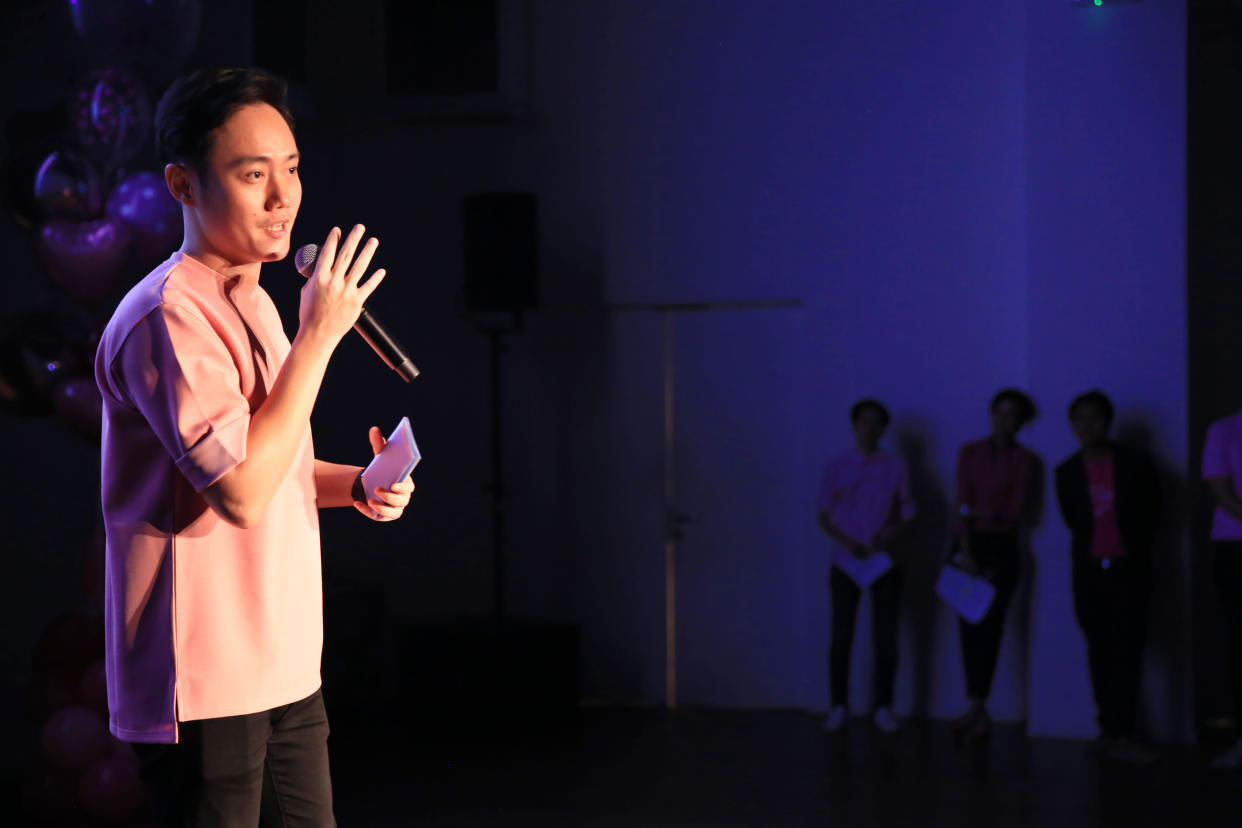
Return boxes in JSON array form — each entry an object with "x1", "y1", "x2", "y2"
[{"x1": 36, "y1": 217, "x2": 133, "y2": 305}]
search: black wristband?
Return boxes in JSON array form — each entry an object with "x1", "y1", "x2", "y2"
[{"x1": 351, "y1": 472, "x2": 366, "y2": 503}]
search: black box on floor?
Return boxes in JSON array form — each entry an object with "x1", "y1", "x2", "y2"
[{"x1": 399, "y1": 616, "x2": 580, "y2": 742}]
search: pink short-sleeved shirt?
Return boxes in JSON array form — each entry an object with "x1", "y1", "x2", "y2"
[
  {"x1": 96, "y1": 252, "x2": 323, "y2": 743},
  {"x1": 816, "y1": 449, "x2": 916, "y2": 567},
  {"x1": 1203, "y1": 411, "x2": 1242, "y2": 541}
]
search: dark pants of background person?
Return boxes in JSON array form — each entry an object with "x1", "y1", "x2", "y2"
[
  {"x1": 958, "y1": 531, "x2": 1021, "y2": 700},
  {"x1": 1073, "y1": 557, "x2": 1150, "y2": 739},
  {"x1": 830, "y1": 565, "x2": 902, "y2": 709},
  {"x1": 1216, "y1": 541, "x2": 1242, "y2": 726},
  {"x1": 132, "y1": 688, "x2": 335, "y2": 827}
]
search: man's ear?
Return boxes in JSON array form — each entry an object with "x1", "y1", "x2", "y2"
[{"x1": 165, "y1": 163, "x2": 196, "y2": 206}]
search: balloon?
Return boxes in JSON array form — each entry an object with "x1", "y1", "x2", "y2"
[
  {"x1": 69, "y1": 68, "x2": 152, "y2": 168},
  {"x1": 54, "y1": 376, "x2": 104, "y2": 440},
  {"x1": 78, "y1": 752, "x2": 146, "y2": 823},
  {"x1": 106, "y1": 171, "x2": 181, "y2": 267},
  {"x1": 37, "y1": 217, "x2": 133, "y2": 305},
  {"x1": 0, "y1": 310, "x2": 88, "y2": 415},
  {"x1": 33, "y1": 610, "x2": 104, "y2": 679},
  {"x1": 26, "y1": 672, "x2": 77, "y2": 723},
  {"x1": 75, "y1": 656, "x2": 109, "y2": 719},
  {"x1": 33, "y1": 149, "x2": 104, "y2": 220},
  {"x1": 40, "y1": 705, "x2": 111, "y2": 773},
  {"x1": 67, "y1": 1, "x2": 203, "y2": 91}
]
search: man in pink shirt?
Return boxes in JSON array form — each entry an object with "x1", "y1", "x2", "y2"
[
  {"x1": 816, "y1": 399, "x2": 916, "y2": 734},
  {"x1": 1203, "y1": 407, "x2": 1242, "y2": 769},
  {"x1": 96, "y1": 67, "x2": 414, "y2": 824},
  {"x1": 1054, "y1": 390, "x2": 1160, "y2": 764}
]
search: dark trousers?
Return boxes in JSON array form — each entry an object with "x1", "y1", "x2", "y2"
[
  {"x1": 830, "y1": 565, "x2": 902, "y2": 709},
  {"x1": 1216, "y1": 542, "x2": 1242, "y2": 722},
  {"x1": 132, "y1": 688, "x2": 335, "y2": 827},
  {"x1": 1073, "y1": 558, "x2": 1149, "y2": 739},
  {"x1": 958, "y1": 531, "x2": 1020, "y2": 700}
]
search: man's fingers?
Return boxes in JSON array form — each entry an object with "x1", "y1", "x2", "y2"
[
  {"x1": 346, "y1": 237, "x2": 379, "y2": 287},
  {"x1": 356, "y1": 270, "x2": 386, "y2": 303},
  {"x1": 330, "y1": 224, "x2": 367, "y2": 280},
  {"x1": 368, "y1": 425, "x2": 385, "y2": 455}
]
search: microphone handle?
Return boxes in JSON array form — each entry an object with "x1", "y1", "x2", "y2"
[{"x1": 354, "y1": 307, "x2": 420, "y2": 382}]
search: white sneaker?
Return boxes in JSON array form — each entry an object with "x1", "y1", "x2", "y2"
[
  {"x1": 822, "y1": 706, "x2": 847, "y2": 732},
  {"x1": 873, "y1": 706, "x2": 899, "y2": 734},
  {"x1": 1210, "y1": 737, "x2": 1242, "y2": 770}
]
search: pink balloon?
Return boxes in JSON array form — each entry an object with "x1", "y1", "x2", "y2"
[
  {"x1": 40, "y1": 704, "x2": 111, "y2": 773},
  {"x1": 106, "y1": 171, "x2": 181, "y2": 267},
  {"x1": 33, "y1": 149, "x2": 104, "y2": 220},
  {"x1": 54, "y1": 376, "x2": 104, "y2": 439},
  {"x1": 37, "y1": 217, "x2": 132, "y2": 305},
  {"x1": 78, "y1": 752, "x2": 146, "y2": 823}
]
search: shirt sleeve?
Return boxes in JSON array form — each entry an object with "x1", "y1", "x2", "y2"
[
  {"x1": 111, "y1": 303, "x2": 251, "y2": 492},
  {"x1": 1204, "y1": 421, "x2": 1231, "y2": 480}
]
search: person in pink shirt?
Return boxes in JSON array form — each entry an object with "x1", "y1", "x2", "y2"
[
  {"x1": 950, "y1": 388, "x2": 1040, "y2": 742},
  {"x1": 816, "y1": 399, "x2": 916, "y2": 734},
  {"x1": 1202, "y1": 407, "x2": 1242, "y2": 769},
  {"x1": 1054, "y1": 390, "x2": 1160, "y2": 764},
  {"x1": 95, "y1": 67, "x2": 413, "y2": 825}
]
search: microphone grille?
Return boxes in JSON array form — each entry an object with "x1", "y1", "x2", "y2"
[{"x1": 294, "y1": 243, "x2": 319, "y2": 276}]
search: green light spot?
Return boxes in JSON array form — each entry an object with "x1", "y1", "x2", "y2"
[{"x1": 1094, "y1": 0, "x2": 1102, "y2": 5}]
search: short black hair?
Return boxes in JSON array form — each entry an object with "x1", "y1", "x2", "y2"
[
  {"x1": 1068, "y1": 389, "x2": 1114, "y2": 426},
  {"x1": 154, "y1": 67, "x2": 294, "y2": 174},
  {"x1": 850, "y1": 398, "x2": 890, "y2": 427},
  {"x1": 990, "y1": 387, "x2": 1037, "y2": 424}
]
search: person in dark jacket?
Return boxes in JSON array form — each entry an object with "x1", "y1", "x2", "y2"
[{"x1": 1054, "y1": 390, "x2": 1160, "y2": 764}]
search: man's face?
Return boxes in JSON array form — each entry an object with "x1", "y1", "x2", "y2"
[
  {"x1": 990, "y1": 398, "x2": 1024, "y2": 441},
  {"x1": 1070, "y1": 403, "x2": 1111, "y2": 448},
  {"x1": 189, "y1": 102, "x2": 300, "y2": 270},
  {"x1": 852, "y1": 408, "x2": 887, "y2": 449}
]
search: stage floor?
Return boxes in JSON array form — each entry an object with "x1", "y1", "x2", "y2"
[{"x1": 330, "y1": 707, "x2": 1242, "y2": 827}]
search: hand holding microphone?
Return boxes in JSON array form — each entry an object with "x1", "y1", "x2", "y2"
[{"x1": 295, "y1": 225, "x2": 419, "y2": 382}]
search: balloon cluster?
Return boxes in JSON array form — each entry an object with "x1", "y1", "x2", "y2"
[
  {"x1": 29, "y1": 66, "x2": 182, "y2": 307},
  {"x1": 0, "y1": 2, "x2": 208, "y2": 437},
  {"x1": 23, "y1": 610, "x2": 149, "y2": 826}
]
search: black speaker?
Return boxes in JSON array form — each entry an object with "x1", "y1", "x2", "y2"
[{"x1": 463, "y1": 192, "x2": 537, "y2": 311}]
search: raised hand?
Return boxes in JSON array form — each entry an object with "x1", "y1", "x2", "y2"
[{"x1": 298, "y1": 224, "x2": 386, "y2": 350}]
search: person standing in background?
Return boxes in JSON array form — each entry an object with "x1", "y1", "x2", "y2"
[
  {"x1": 1054, "y1": 390, "x2": 1160, "y2": 764},
  {"x1": 1202, "y1": 406, "x2": 1242, "y2": 769},
  {"x1": 816, "y1": 399, "x2": 917, "y2": 734},
  {"x1": 951, "y1": 388, "x2": 1040, "y2": 743}
]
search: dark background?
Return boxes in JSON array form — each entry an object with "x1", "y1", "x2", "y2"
[{"x1": 0, "y1": 0, "x2": 1237, "y2": 785}]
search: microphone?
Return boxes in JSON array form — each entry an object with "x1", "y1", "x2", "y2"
[{"x1": 295, "y1": 243, "x2": 420, "y2": 382}]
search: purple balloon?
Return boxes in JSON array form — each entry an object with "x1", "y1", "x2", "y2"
[
  {"x1": 106, "y1": 171, "x2": 181, "y2": 267},
  {"x1": 68, "y1": 0, "x2": 203, "y2": 91},
  {"x1": 69, "y1": 68, "x2": 151, "y2": 168},
  {"x1": 37, "y1": 217, "x2": 132, "y2": 305},
  {"x1": 33, "y1": 149, "x2": 103, "y2": 220},
  {"x1": 40, "y1": 704, "x2": 111, "y2": 773}
]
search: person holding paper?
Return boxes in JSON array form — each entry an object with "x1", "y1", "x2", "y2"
[
  {"x1": 1055, "y1": 390, "x2": 1160, "y2": 764},
  {"x1": 950, "y1": 388, "x2": 1040, "y2": 743},
  {"x1": 816, "y1": 399, "x2": 916, "y2": 734},
  {"x1": 95, "y1": 67, "x2": 414, "y2": 824}
]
